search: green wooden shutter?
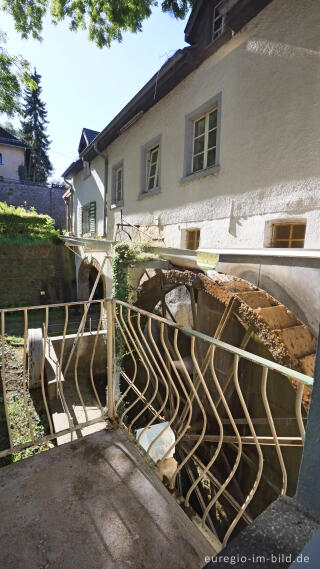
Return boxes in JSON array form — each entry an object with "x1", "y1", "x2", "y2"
[{"x1": 89, "y1": 201, "x2": 96, "y2": 235}]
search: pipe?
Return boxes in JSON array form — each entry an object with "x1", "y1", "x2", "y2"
[{"x1": 94, "y1": 142, "x2": 108, "y2": 238}]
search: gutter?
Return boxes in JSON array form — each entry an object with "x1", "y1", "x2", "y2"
[
  {"x1": 61, "y1": 237, "x2": 320, "y2": 271},
  {"x1": 93, "y1": 142, "x2": 108, "y2": 238}
]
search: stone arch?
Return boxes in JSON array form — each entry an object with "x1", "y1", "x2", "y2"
[{"x1": 78, "y1": 257, "x2": 106, "y2": 301}]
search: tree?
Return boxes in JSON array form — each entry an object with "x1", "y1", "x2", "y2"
[
  {"x1": 0, "y1": 31, "x2": 36, "y2": 116},
  {"x1": 1, "y1": 0, "x2": 194, "y2": 48},
  {"x1": 21, "y1": 70, "x2": 53, "y2": 183},
  {"x1": 1, "y1": 120, "x2": 24, "y2": 139}
]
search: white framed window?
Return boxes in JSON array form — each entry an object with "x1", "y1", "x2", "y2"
[
  {"x1": 146, "y1": 145, "x2": 160, "y2": 191},
  {"x1": 192, "y1": 108, "x2": 218, "y2": 173},
  {"x1": 182, "y1": 93, "x2": 221, "y2": 183},
  {"x1": 111, "y1": 161, "x2": 124, "y2": 207},
  {"x1": 213, "y1": 1, "x2": 226, "y2": 42},
  {"x1": 81, "y1": 201, "x2": 96, "y2": 235},
  {"x1": 139, "y1": 134, "x2": 161, "y2": 199}
]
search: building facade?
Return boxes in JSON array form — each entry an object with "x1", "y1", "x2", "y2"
[
  {"x1": 63, "y1": 0, "x2": 320, "y2": 334},
  {"x1": 0, "y1": 127, "x2": 27, "y2": 180}
]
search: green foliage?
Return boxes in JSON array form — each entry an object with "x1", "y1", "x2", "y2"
[
  {"x1": 0, "y1": 31, "x2": 36, "y2": 117},
  {"x1": 112, "y1": 241, "x2": 158, "y2": 302},
  {"x1": 0, "y1": 200, "x2": 59, "y2": 244},
  {"x1": 18, "y1": 164, "x2": 28, "y2": 181},
  {"x1": 2, "y1": 0, "x2": 194, "y2": 48},
  {"x1": 8, "y1": 394, "x2": 49, "y2": 462},
  {"x1": 21, "y1": 70, "x2": 53, "y2": 183}
]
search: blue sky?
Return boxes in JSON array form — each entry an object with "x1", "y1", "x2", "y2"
[{"x1": 1, "y1": 7, "x2": 189, "y2": 180}]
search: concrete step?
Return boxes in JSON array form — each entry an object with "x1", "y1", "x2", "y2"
[
  {"x1": 0, "y1": 429, "x2": 215, "y2": 569},
  {"x1": 273, "y1": 325, "x2": 317, "y2": 360},
  {"x1": 255, "y1": 305, "x2": 299, "y2": 330},
  {"x1": 237, "y1": 291, "x2": 277, "y2": 309},
  {"x1": 50, "y1": 374, "x2": 106, "y2": 445}
]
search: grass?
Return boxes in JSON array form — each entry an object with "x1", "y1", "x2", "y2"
[
  {"x1": 6, "y1": 335, "x2": 24, "y2": 345},
  {"x1": 7, "y1": 394, "x2": 49, "y2": 462},
  {"x1": 0, "y1": 338, "x2": 49, "y2": 466}
]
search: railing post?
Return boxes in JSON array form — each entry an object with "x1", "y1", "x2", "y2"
[
  {"x1": 106, "y1": 299, "x2": 116, "y2": 421},
  {"x1": 295, "y1": 325, "x2": 320, "y2": 521}
]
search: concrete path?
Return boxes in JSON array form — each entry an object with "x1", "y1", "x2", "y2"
[{"x1": 0, "y1": 429, "x2": 215, "y2": 569}]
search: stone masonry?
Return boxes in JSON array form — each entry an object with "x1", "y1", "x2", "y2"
[{"x1": 0, "y1": 179, "x2": 65, "y2": 229}]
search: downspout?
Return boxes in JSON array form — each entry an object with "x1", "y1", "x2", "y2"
[
  {"x1": 93, "y1": 142, "x2": 108, "y2": 238},
  {"x1": 63, "y1": 180, "x2": 74, "y2": 233}
]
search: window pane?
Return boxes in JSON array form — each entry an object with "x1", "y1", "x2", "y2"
[
  {"x1": 186, "y1": 229, "x2": 200, "y2": 250},
  {"x1": 274, "y1": 240, "x2": 289, "y2": 248},
  {"x1": 275, "y1": 225, "x2": 290, "y2": 239},
  {"x1": 151, "y1": 149, "x2": 158, "y2": 164},
  {"x1": 207, "y1": 148, "x2": 216, "y2": 168},
  {"x1": 291, "y1": 241, "x2": 304, "y2": 248},
  {"x1": 195, "y1": 117, "x2": 206, "y2": 137},
  {"x1": 208, "y1": 130, "x2": 217, "y2": 149},
  {"x1": 209, "y1": 109, "x2": 217, "y2": 130},
  {"x1": 194, "y1": 135, "x2": 205, "y2": 155},
  {"x1": 148, "y1": 176, "x2": 155, "y2": 190},
  {"x1": 193, "y1": 154, "x2": 204, "y2": 172},
  {"x1": 149, "y1": 164, "x2": 157, "y2": 178},
  {"x1": 292, "y1": 224, "x2": 306, "y2": 239}
]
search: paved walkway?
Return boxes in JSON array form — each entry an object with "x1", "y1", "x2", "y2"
[{"x1": 0, "y1": 429, "x2": 214, "y2": 569}]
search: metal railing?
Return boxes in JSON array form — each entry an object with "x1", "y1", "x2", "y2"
[
  {"x1": 0, "y1": 297, "x2": 314, "y2": 550},
  {"x1": 108, "y1": 299, "x2": 313, "y2": 549},
  {"x1": 0, "y1": 299, "x2": 107, "y2": 460}
]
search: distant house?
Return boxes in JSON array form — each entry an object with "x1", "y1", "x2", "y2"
[
  {"x1": 0, "y1": 127, "x2": 28, "y2": 181},
  {"x1": 0, "y1": 126, "x2": 66, "y2": 228}
]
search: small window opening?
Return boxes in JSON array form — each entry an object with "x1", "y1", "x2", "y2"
[
  {"x1": 213, "y1": 1, "x2": 226, "y2": 42},
  {"x1": 186, "y1": 229, "x2": 200, "y2": 250},
  {"x1": 272, "y1": 222, "x2": 306, "y2": 248}
]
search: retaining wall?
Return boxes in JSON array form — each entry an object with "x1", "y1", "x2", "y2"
[{"x1": 0, "y1": 180, "x2": 65, "y2": 229}]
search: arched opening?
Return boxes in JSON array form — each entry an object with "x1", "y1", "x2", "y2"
[
  {"x1": 88, "y1": 265, "x2": 104, "y2": 300},
  {"x1": 78, "y1": 258, "x2": 106, "y2": 301}
]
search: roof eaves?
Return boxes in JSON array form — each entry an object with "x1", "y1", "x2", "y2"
[
  {"x1": 80, "y1": 46, "x2": 197, "y2": 162},
  {"x1": 184, "y1": 0, "x2": 204, "y2": 42},
  {"x1": 62, "y1": 158, "x2": 83, "y2": 179}
]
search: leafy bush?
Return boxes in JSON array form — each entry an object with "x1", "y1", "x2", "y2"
[{"x1": 18, "y1": 164, "x2": 28, "y2": 181}]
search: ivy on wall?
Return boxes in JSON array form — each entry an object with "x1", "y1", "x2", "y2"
[{"x1": 112, "y1": 241, "x2": 158, "y2": 302}]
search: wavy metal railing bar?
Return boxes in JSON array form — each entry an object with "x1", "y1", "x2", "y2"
[
  {"x1": 111, "y1": 298, "x2": 312, "y2": 548},
  {"x1": 23, "y1": 309, "x2": 35, "y2": 445},
  {"x1": 57, "y1": 304, "x2": 74, "y2": 439}
]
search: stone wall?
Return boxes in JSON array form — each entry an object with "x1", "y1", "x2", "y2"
[
  {"x1": 0, "y1": 241, "x2": 76, "y2": 309},
  {"x1": 0, "y1": 179, "x2": 66, "y2": 229}
]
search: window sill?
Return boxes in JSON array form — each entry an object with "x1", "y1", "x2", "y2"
[
  {"x1": 180, "y1": 164, "x2": 220, "y2": 185},
  {"x1": 138, "y1": 187, "x2": 161, "y2": 200},
  {"x1": 111, "y1": 201, "x2": 124, "y2": 209}
]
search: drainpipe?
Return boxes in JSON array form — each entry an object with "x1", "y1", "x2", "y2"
[
  {"x1": 63, "y1": 180, "x2": 74, "y2": 233},
  {"x1": 93, "y1": 142, "x2": 108, "y2": 238}
]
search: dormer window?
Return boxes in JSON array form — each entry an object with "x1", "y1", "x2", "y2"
[{"x1": 213, "y1": 1, "x2": 226, "y2": 42}]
